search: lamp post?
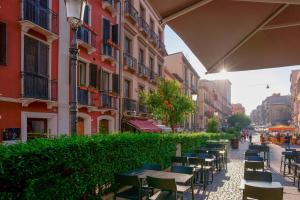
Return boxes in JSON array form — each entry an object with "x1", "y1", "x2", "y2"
[
  {"x1": 65, "y1": 0, "x2": 87, "y2": 135},
  {"x1": 192, "y1": 94, "x2": 198, "y2": 132}
]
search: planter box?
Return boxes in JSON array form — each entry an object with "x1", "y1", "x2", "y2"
[{"x1": 230, "y1": 138, "x2": 239, "y2": 149}]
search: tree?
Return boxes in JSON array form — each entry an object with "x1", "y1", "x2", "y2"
[
  {"x1": 207, "y1": 116, "x2": 219, "y2": 133},
  {"x1": 140, "y1": 79, "x2": 195, "y2": 132},
  {"x1": 227, "y1": 113, "x2": 251, "y2": 131}
]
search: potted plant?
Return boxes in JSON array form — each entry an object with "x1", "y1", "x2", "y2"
[{"x1": 227, "y1": 127, "x2": 240, "y2": 149}]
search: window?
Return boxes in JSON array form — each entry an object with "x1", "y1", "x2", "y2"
[
  {"x1": 158, "y1": 30, "x2": 162, "y2": 41},
  {"x1": 140, "y1": 6, "x2": 145, "y2": 19},
  {"x1": 103, "y1": 18, "x2": 111, "y2": 55},
  {"x1": 124, "y1": 37, "x2": 131, "y2": 55},
  {"x1": 124, "y1": 79, "x2": 131, "y2": 98},
  {"x1": 78, "y1": 61, "x2": 86, "y2": 86},
  {"x1": 149, "y1": 57, "x2": 154, "y2": 75},
  {"x1": 112, "y1": 73, "x2": 119, "y2": 93},
  {"x1": 150, "y1": 18, "x2": 154, "y2": 31},
  {"x1": 0, "y1": 22, "x2": 6, "y2": 65},
  {"x1": 24, "y1": 36, "x2": 49, "y2": 75},
  {"x1": 89, "y1": 64, "x2": 98, "y2": 88},
  {"x1": 158, "y1": 64, "x2": 162, "y2": 77},
  {"x1": 77, "y1": 6, "x2": 90, "y2": 43},
  {"x1": 112, "y1": 24, "x2": 118, "y2": 44},
  {"x1": 101, "y1": 70, "x2": 109, "y2": 92},
  {"x1": 138, "y1": 48, "x2": 144, "y2": 64}
]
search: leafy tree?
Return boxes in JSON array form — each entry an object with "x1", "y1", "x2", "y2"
[
  {"x1": 228, "y1": 113, "x2": 251, "y2": 131},
  {"x1": 140, "y1": 79, "x2": 195, "y2": 132},
  {"x1": 207, "y1": 116, "x2": 219, "y2": 133}
]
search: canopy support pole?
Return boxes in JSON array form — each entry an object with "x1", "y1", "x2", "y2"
[
  {"x1": 206, "y1": 3, "x2": 289, "y2": 73},
  {"x1": 161, "y1": 0, "x2": 214, "y2": 25}
]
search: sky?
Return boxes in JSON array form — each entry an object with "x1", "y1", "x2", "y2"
[{"x1": 164, "y1": 26, "x2": 300, "y2": 115}]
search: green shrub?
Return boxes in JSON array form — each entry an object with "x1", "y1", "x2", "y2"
[
  {"x1": 207, "y1": 117, "x2": 219, "y2": 133},
  {"x1": 0, "y1": 132, "x2": 232, "y2": 199}
]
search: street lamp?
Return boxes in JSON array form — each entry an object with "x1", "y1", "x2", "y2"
[
  {"x1": 65, "y1": 0, "x2": 87, "y2": 135},
  {"x1": 192, "y1": 94, "x2": 198, "y2": 132}
]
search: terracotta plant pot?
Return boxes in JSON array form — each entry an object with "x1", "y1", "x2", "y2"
[{"x1": 230, "y1": 138, "x2": 239, "y2": 149}]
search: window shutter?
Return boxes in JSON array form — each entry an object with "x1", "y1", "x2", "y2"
[
  {"x1": 0, "y1": 22, "x2": 6, "y2": 65},
  {"x1": 38, "y1": 42, "x2": 49, "y2": 76},
  {"x1": 102, "y1": 18, "x2": 111, "y2": 42},
  {"x1": 84, "y1": 6, "x2": 90, "y2": 24},
  {"x1": 89, "y1": 64, "x2": 98, "y2": 88},
  {"x1": 24, "y1": 36, "x2": 38, "y2": 73},
  {"x1": 112, "y1": 24, "x2": 118, "y2": 45},
  {"x1": 99, "y1": 68, "x2": 103, "y2": 91},
  {"x1": 112, "y1": 73, "x2": 119, "y2": 94}
]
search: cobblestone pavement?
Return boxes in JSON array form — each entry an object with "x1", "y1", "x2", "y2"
[{"x1": 183, "y1": 133, "x2": 300, "y2": 200}]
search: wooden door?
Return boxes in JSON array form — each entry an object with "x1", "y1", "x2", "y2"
[
  {"x1": 99, "y1": 119, "x2": 109, "y2": 134},
  {"x1": 77, "y1": 118, "x2": 84, "y2": 136}
]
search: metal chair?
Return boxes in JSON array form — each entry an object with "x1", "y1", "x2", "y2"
[
  {"x1": 171, "y1": 166, "x2": 194, "y2": 175},
  {"x1": 244, "y1": 161, "x2": 264, "y2": 172},
  {"x1": 243, "y1": 184, "x2": 283, "y2": 200},
  {"x1": 188, "y1": 157, "x2": 213, "y2": 189},
  {"x1": 171, "y1": 156, "x2": 188, "y2": 166},
  {"x1": 114, "y1": 174, "x2": 146, "y2": 200},
  {"x1": 244, "y1": 171, "x2": 272, "y2": 182},
  {"x1": 183, "y1": 152, "x2": 197, "y2": 157},
  {"x1": 146, "y1": 176, "x2": 190, "y2": 200},
  {"x1": 142, "y1": 163, "x2": 162, "y2": 171}
]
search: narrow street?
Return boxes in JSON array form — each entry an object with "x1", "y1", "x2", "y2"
[{"x1": 185, "y1": 133, "x2": 300, "y2": 200}]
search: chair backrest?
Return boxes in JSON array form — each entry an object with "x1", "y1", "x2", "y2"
[
  {"x1": 245, "y1": 150, "x2": 259, "y2": 158},
  {"x1": 243, "y1": 184, "x2": 283, "y2": 200},
  {"x1": 142, "y1": 163, "x2": 162, "y2": 171},
  {"x1": 146, "y1": 176, "x2": 177, "y2": 191},
  {"x1": 244, "y1": 161, "x2": 264, "y2": 171},
  {"x1": 245, "y1": 156, "x2": 264, "y2": 161},
  {"x1": 244, "y1": 171, "x2": 272, "y2": 182},
  {"x1": 184, "y1": 152, "x2": 197, "y2": 157},
  {"x1": 188, "y1": 157, "x2": 205, "y2": 166},
  {"x1": 195, "y1": 149, "x2": 208, "y2": 154},
  {"x1": 115, "y1": 173, "x2": 141, "y2": 187},
  {"x1": 171, "y1": 156, "x2": 188, "y2": 166},
  {"x1": 197, "y1": 153, "x2": 210, "y2": 159},
  {"x1": 171, "y1": 166, "x2": 194, "y2": 175}
]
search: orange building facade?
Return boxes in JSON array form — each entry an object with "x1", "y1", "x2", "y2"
[{"x1": 231, "y1": 103, "x2": 245, "y2": 115}]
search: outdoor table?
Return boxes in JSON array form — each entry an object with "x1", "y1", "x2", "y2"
[
  {"x1": 239, "y1": 179, "x2": 282, "y2": 190},
  {"x1": 293, "y1": 162, "x2": 300, "y2": 185},
  {"x1": 127, "y1": 169, "x2": 195, "y2": 200}
]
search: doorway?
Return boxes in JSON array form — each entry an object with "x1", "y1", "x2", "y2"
[
  {"x1": 99, "y1": 119, "x2": 109, "y2": 134},
  {"x1": 77, "y1": 117, "x2": 85, "y2": 136}
]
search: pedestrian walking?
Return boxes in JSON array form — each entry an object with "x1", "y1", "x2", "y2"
[
  {"x1": 284, "y1": 132, "x2": 291, "y2": 149},
  {"x1": 249, "y1": 132, "x2": 252, "y2": 144}
]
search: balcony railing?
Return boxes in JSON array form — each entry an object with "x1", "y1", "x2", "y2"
[
  {"x1": 78, "y1": 87, "x2": 89, "y2": 105},
  {"x1": 138, "y1": 17, "x2": 150, "y2": 36},
  {"x1": 157, "y1": 38, "x2": 166, "y2": 54},
  {"x1": 150, "y1": 71, "x2": 158, "y2": 81},
  {"x1": 124, "y1": 0, "x2": 139, "y2": 23},
  {"x1": 22, "y1": 0, "x2": 58, "y2": 34},
  {"x1": 138, "y1": 103, "x2": 148, "y2": 114},
  {"x1": 124, "y1": 53, "x2": 137, "y2": 71},
  {"x1": 123, "y1": 98, "x2": 137, "y2": 112},
  {"x1": 149, "y1": 29, "x2": 158, "y2": 45},
  {"x1": 138, "y1": 63, "x2": 150, "y2": 78},
  {"x1": 22, "y1": 72, "x2": 57, "y2": 101},
  {"x1": 100, "y1": 92, "x2": 117, "y2": 109},
  {"x1": 103, "y1": 43, "x2": 118, "y2": 62},
  {"x1": 77, "y1": 26, "x2": 96, "y2": 48}
]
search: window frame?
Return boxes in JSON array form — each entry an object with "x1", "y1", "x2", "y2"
[{"x1": 0, "y1": 21, "x2": 7, "y2": 66}]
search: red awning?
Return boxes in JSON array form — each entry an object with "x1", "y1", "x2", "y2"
[{"x1": 128, "y1": 120, "x2": 161, "y2": 133}]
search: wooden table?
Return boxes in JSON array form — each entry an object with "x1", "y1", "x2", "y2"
[
  {"x1": 127, "y1": 169, "x2": 195, "y2": 200},
  {"x1": 239, "y1": 179, "x2": 282, "y2": 190}
]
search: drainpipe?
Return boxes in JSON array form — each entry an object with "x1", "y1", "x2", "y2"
[{"x1": 118, "y1": 0, "x2": 124, "y2": 132}]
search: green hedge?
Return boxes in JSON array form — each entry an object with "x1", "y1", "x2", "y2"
[{"x1": 0, "y1": 132, "x2": 232, "y2": 199}]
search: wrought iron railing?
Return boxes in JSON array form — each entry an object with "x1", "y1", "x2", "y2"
[
  {"x1": 77, "y1": 26, "x2": 96, "y2": 48},
  {"x1": 103, "y1": 43, "x2": 118, "y2": 59},
  {"x1": 124, "y1": 53, "x2": 137, "y2": 71},
  {"x1": 138, "y1": 103, "x2": 148, "y2": 113},
  {"x1": 138, "y1": 63, "x2": 150, "y2": 78},
  {"x1": 123, "y1": 98, "x2": 137, "y2": 112},
  {"x1": 78, "y1": 87, "x2": 89, "y2": 105},
  {"x1": 22, "y1": 72, "x2": 57, "y2": 101},
  {"x1": 124, "y1": 0, "x2": 139, "y2": 22},
  {"x1": 138, "y1": 17, "x2": 150, "y2": 36},
  {"x1": 100, "y1": 92, "x2": 117, "y2": 109},
  {"x1": 22, "y1": 0, "x2": 59, "y2": 34}
]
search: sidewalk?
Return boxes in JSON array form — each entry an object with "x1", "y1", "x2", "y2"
[{"x1": 185, "y1": 133, "x2": 300, "y2": 200}]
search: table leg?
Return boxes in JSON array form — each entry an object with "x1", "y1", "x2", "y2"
[
  {"x1": 191, "y1": 177, "x2": 195, "y2": 200},
  {"x1": 294, "y1": 165, "x2": 297, "y2": 185},
  {"x1": 289, "y1": 159, "x2": 292, "y2": 174}
]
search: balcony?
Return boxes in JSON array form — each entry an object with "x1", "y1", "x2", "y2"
[
  {"x1": 77, "y1": 26, "x2": 97, "y2": 54},
  {"x1": 150, "y1": 71, "x2": 158, "y2": 83},
  {"x1": 78, "y1": 87, "x2": 89, "y2": 106},
  {"x1": 149, "y1": 29, "x2": 159, "y2": 46},
  {"x1": 124, "y1": 0, "x2": 139, "y2": 23},
  {"x1": 20, "y1": 0, "x2": 59, "y2": 42},
  {"x1": 21, "y1": 72, "x2": 57, "y2": 107},
  {"x1": 102, "y1": 0, "x2": 117, "y2": 17},
  {"x1": 138, "y1": 63, "x2": 150, "y2": 79},
  {"x1": 123, "y1": 53, "x2": 137, "y2": 72},
  {"x1": 138, "y1": 103, "x2": 149, "y2": 114},
  {"x1": 138, "y1": 17, "x2": 150, "y2": 37},
  {"x1": 157, "y1": 38, "x2": 166, "y2": 55},
  {"x1": 123, "y1": 98, "x2": 137, "y2": 112},
  {"x1": 102, "y1": 42, "x2": 118, "y2": 65},
  {"x1": 100, "y1": 92, "x2": 118, "y2": 110}
]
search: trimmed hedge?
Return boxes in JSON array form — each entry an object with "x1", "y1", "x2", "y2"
[{"x1": 0, "y1": 132, "x2": 232, "y2": 199}]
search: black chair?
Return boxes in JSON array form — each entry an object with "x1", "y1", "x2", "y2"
[
  {"x1": 114, "y1": 174, "x2": 146, "y2": 200},
  {"x1": 188, "y1": 157, "x2": 213, "y2": 189},
  {"x1": 245, "y1": 156, "x2": 264, "y2": 161},
  {"x1": 171, "y1": 156, "x2": 188, "y2": 166},
  {"x1": 147, "y1": 176, "x2": 190, "y2": 200},
  {"x1": 243, "y1": 184, "x2": 283, "y2": 200},
  {"x1": 183, "y1": 152, "x2": 197, "y2": 157},
  {"x1": 244, "y1": 171, "x2": 272, "y2": 182},
  {"x1": 142, "y1": 163, "x2": 162, "y2": 171},
  {"x1": 171, "y1": 166, "x2": 194, "y2": 175},
  {"x1": 244, "y1": 161, "x2": 264, "y2": 172}
]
